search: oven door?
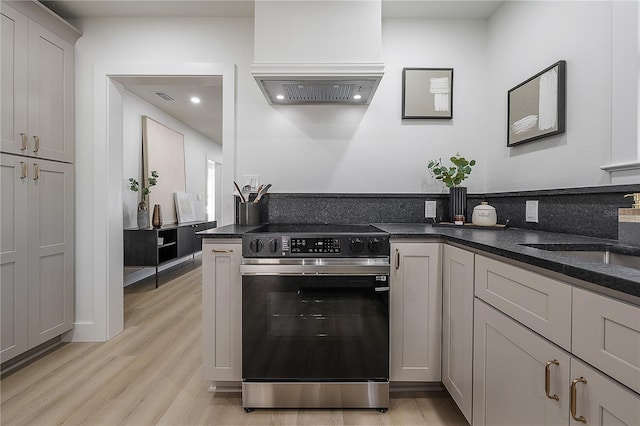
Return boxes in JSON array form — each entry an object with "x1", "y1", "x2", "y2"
[{"x1": 241, "y1": 258, "x2": 389, "y2": 382}]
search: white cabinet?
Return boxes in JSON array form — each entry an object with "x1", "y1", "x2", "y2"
[
  {"x1": 202, "y1": 240, "x2": 242, "y2": 382},
  {"x1": 473, "y1": 299, "x2": 571, "y2": 426},
  {"x1": 572, "y1": 287, "x2": 640, "y2": 395},
  {"x1": 1, "y1": 1, "x2": 78, "y2": 363},
  {"x1": 442, "y1": 244, "x2": 474, "y2": 423},
  {"x1": 1, "y1": 154, "x2": 74, "y2": 361},
  {"x1": 475, "y1": 255, "x2": 572, "y2": 350},
  {"x1": 1, "y1": 2, "x2": 75, "y2": 163},
  {"x1": 569, "y1": 357, "x2": 640, "y2": 426},
  {"x1": 390, "y1": 241, "x2": 441, "y2": 382}
]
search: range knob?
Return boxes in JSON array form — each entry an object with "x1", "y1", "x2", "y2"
[
  {"x1": 349, "y1": 238, "x2": 364, "y2": 254},
  {"x1": 249, "y1": 239, "x2": 264, "y2": 253},
  {"x1": 268, "y1": 238, "x2": 280, "y2": 254},
  {"x1": 368, "y1": 237, "x2": 382, "y2": 254}
]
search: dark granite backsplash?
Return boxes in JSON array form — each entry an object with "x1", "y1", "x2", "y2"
[{"x1": 249, "y1": 184, "x2": 640, "y2": 240}]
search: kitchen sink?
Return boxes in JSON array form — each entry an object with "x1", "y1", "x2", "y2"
[{"x1": 520, "y1": 243, "x2": 640, "y2": 270}]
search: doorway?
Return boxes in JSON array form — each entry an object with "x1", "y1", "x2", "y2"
[{"x1": 68, "y1": 62, "x2": 235, "y2": 343}]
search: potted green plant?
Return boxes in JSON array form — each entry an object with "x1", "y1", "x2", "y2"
[
  {"x1": 129, "y1": 170, "x2": 158, "y2": 229},
  {"x1": 427, "y1": 154, "x2": 476, "y2": 222}
]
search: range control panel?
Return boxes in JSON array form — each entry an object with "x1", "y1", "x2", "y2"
[
  {"x1": 242, "y1": 234, "x2": 390, "y2": 258},
  {"x1": 290, "y1": 237, "x2": 341, "y2": 254}
]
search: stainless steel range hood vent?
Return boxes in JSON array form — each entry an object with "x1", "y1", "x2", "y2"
[
  {"x1": 252, "y1": 1, "x2": 384, "y2": 105},
  {"x1": 256, "y1": 76, "x2": 381, "y2": 105}
]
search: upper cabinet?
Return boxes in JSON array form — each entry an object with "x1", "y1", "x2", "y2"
[{"x1": 1, "y1": 1, "x2": 78, "y2": 163}]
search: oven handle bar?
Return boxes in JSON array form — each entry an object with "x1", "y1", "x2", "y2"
[{"x1": 240, "y1": 257, "x2": 390, "y2": 276}]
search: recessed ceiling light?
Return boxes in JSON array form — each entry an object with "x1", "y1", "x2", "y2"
[
  {"x1": 276, "y1": 94, "x2": 285, "y2": 100},
  {"x1": 353, "y1": 94, "x2": 362, "y2": 100},
  {"x1": 190, "y1": 96, "x2": 201, "y2": 104}
]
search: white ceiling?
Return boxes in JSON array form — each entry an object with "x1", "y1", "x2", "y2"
[
  {"x1": 41, "y1": 0, "x2": 504, "y2": 140},
  {"x1": 112, "y1": 76, "x2": 223, "y2": 143}
]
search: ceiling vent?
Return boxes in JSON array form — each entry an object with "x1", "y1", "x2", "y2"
[
  {"x1": 251, "y1": 1, "x2": 384, "y2": 105},
  {"x1": 153, "y1": 91, "x2": 175, "y2": 101}
]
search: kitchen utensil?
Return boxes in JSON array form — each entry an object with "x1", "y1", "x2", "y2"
[
  {"x1": 472, "y1": 201, "x2": 497, "y2": 226},
  {"x1": 242, "y1": 185, "x2": 251, "y2": 202},
  {"x1": 254, "y1": 183, "x2": 272, "y2": 203},
  {"x1": 234, "y1": 181, "x2": 246, "y2": 203}
]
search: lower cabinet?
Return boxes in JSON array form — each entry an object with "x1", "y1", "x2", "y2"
[
  {"x1": 1, "y1": 154, "x2": 74, "y2": 363},
  {"x1": 201, "y1": 239, "x2": 242, "y2": 382},
  {"x1": 473, "y1": 298, "x2": 571, "y2": 426},
  {"x1": 442, "y1": 244, "x2": 474, "y2": 423},
  {"x1": 569, "y1": 357, "x2": 640, "y2": 426},
  {"x1": 473, "y1": 298, "x2": 640, "y2": 426},
  {"x1": 390, "y1": 241, "x2": 441, "y2": 382}
]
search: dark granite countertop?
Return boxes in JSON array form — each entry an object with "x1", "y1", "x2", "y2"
[
  {"x1": 374, "y1": 223, "x2": 640, "y2": 303},
  {"x1": 199, "y1": 222, "x2": 640, "y2": 304},
  {"x1": 197, "y1": 224, "x2": 261, "y2": 239}
]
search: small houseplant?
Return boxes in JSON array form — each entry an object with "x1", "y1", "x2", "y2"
[
  {"x1": 427, "y1": 154, "x2": 476, "y2": 188},
  {"x1": 129, "y1": 170, "x2": 158, "y2": 228},
  {"x1": 427, "y1": 154, "x2": 476, "y2": 222}
]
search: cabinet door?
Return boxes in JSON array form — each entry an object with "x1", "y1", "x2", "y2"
[
  {"x1": 1, "y1": 3, "x2": 28, "y2": 156},
  {"x1": 569, "y1": 358, "x2": 640, "y2": 426},
  {"x1": 0, "y1": 154, "x2": 29, "y2": 361},
  {"x1": 390, "y1": 242, "x2": 441, "y2": 381},
  {"x1": 473, "y1": 299, "x2": 570, "y2": 426},
  {"x1": 26, "y1": 19, "x2": 74, "y2": 162},
  {"x1": 572, "y1": 287, "x2": 640, "y2": 394},
  {"x1": 442, "y1": 244, "x2": 474, "y2": 423},
  {"x1": 27, "y1": 158, "x2": 74, "y2": 346},
  {"x1": 202, "y1": 240, "x2": 242, "y2": 382},
  {"x1": 177, "y1": 225, "x2": 195, "y2": 258}
]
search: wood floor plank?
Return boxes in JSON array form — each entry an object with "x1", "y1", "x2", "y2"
[{"x1": 0, "y1": 259, "x2": 468, "y2": 425}]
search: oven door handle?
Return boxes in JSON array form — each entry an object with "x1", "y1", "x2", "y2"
[{"x1": 241, "y1": 257, "x2": 390, "y2": 276}]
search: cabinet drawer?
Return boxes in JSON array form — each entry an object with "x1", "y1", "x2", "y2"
[
  {"x1": 475, "y1": 255, "x2": 572, "y2": 350},
  {"x1": 572, "y1": 287, "x2": 640, "y2": 394}
]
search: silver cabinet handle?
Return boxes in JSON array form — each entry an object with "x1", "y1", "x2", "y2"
[
  {"x1": 395, "y1": 249, "x2": 400, "y2": 270},
  {"x1": 33, "y1": 163, "x2": 40, "y2": 181},
  {"x1": 570, "y1": 377, "x2": 587, "y2": 423},
  {"x1": 33, "y1": 136, "x2": 40, "y2": 153},
  {"x1": 545, "y1": 360, "x2": 560, "y2": 400},
  {"x1": 212, "y1": 249, "x2": 233, "y2": 253},
  {"x1": 20, "y1": 161, "x2": 27, "y2": 179},
  {"x1": 20, "y1": 133, "x2": 27, "y2": 151}
]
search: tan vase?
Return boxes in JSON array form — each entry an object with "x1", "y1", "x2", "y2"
[{"x1": 152, "y1": 204, "x2": 162, "y2": 228}]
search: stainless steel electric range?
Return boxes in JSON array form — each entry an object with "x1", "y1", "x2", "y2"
[{"x1": 240, "y1": 224, "x2": 390, "y2": 411}]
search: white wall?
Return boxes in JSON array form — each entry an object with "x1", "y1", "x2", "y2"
[
  {"x1": 69, "y1": 3, "x2": 636, "y2": 341},
  {"x1": 121, "y1": 90, "x2": 222, "y2": 228},
  {"x1": 241, "y1": 18, "x2": 489, "y2": 193},
  {"x1": 485, "y1": 1, "x2": 615, "y2": 191}
]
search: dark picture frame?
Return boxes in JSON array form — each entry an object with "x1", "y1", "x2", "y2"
[
  {"x1": 402, "y1": 68, "x2": 453, "y2": 119},
  {"x1": 507, "y1": 60, "x2": 566, "y2": 147}
]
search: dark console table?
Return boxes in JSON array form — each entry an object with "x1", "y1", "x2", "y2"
[{"x1": 124, "y1": 220, "x2": 217, "y2": 288}]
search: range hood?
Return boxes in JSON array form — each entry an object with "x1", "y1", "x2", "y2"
[{"x1": 251, "y1": 1, "x2": 385, "y2": 105}]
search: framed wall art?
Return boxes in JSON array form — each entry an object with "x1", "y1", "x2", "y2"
[
  {"x1": 507, "y1": 60, "x2": 566, "y2": 147},
  {"x1": 402, "y1": 68, "x2": 453, "y2": 119}
]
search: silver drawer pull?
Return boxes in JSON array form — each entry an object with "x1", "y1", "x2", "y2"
[
  {"x1": 212, "y1": 249, "x2": 233, "y2": 253},
  {"x1": 20, "y1": 162, "x2": 27, "y2": 179},
  {"x1": 33, "y1": 163, "x2": 40, "y2": 181},
  {"x1": 20, "y1": 133, "x2": 27, "y2": 150},
  {"x1": 33, "y1": 135, "x2": 40, "y2": 153}
]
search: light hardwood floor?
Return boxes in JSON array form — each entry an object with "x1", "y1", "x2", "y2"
[{"x1": 1, "y1": 259, "x2": 468, "y2": 426}]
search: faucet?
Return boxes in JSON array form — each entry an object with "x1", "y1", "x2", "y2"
[{"x1": 624, "y1": 193, "x2": 640, "y2": 208}]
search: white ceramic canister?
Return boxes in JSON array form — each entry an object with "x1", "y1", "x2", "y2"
[{"x1": 472, "y1": 201, "x2": 497, "y2": 226}]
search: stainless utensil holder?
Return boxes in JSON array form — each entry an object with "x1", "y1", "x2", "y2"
[{"x1": 239, "y1": 203, "x2": 260, "y2": 225}]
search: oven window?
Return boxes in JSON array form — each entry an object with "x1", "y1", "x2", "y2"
[{"x1": 242, "y1": 275, "x2": 389, "y2": 381}]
